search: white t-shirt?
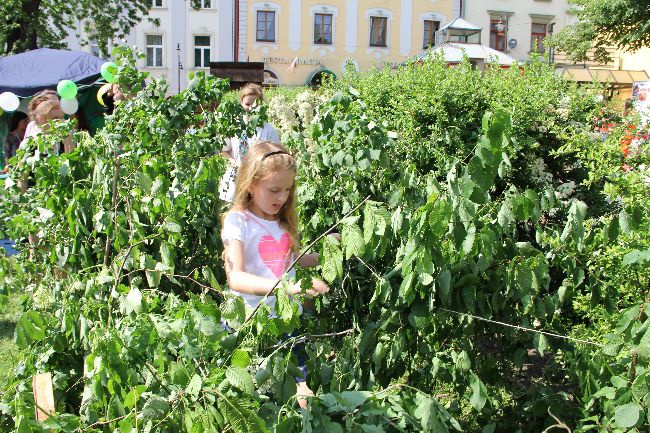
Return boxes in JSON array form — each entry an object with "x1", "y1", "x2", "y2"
[
  {"x1": 221, "y1": 210, "x2": 296, "y2": 311},
  {"x1": 221, "y1": 122, "x2": 280, "y2": 163}
]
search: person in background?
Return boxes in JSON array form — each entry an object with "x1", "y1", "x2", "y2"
[
  {"x1": 22, "y1": 90, "x2": 58, "y2": 142},
  {"x1": 3, "y1": 111, "x2": 28, "y2": 169},
  {"x1": 219, "y1": 83, "x2": 280, "y2": 202}
]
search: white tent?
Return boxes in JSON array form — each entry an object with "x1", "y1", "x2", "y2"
[{"x1": 415, "y1": 42, "x2": 518, "y2": 67}]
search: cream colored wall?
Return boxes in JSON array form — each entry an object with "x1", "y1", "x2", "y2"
[
  {"x1": 247, "y1": 0, "x2": 456, "y2": 86},
  {"x1": 621, "y1": 48, "x2": 650, "y2": 77}
]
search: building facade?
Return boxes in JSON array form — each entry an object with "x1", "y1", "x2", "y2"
[
  {"x1": 463, "y1": 0, "x2": 572, "y2": 62},
  {"x1": 65, "y1": 0, "x2": 236, "y2": 94},
  {"x1": 242, "y1": 0, "x2": 460, "y2": 86}
]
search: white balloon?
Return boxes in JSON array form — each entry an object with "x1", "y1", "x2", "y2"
[
  {"x1": 0, "y1": 92, "x2": 20, "y2": 112},
  {"x1": 60, "y1": 98, "x2": 79, "y2": 115}
]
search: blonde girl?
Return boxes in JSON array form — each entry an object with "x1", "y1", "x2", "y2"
[
  {"x1": 221, "y1": 141, "x2": 328, "y2": 407},
  {"x1": 219, "y1": 83, "x2": 280, "y2": 202}
]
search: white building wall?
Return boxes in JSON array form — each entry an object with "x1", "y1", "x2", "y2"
[
  {"x1": 64, "y1": 0, "x2": 235, "y2": 95},
  {"x1": 463, "y1": 0, "x2": 572, "y2": 61}
]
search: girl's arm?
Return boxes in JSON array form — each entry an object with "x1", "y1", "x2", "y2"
[{"x1": 225, "y1": 240, "x2": 327, "y2": 296}]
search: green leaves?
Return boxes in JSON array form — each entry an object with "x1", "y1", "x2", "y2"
[
  {"x1": 15, "y1": 311, "x2": 47, "y2": 348},
  {"x1": 321, "y1": 235, "x2": 343, "y2": 283},
  {"x1": 614, "y1": 403, "x2": 643, "y2": 429},
  {"x1": 469, "y1": 374, "x2": 488, "y2": 412},
  {"x1": 226, "y1": 367, "x2": 255, "y2": 395}
]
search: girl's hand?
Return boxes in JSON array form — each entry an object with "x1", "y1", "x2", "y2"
[
  {"x1": 289, "y1": 278, "x2": 330, "y2": 297},
  {"x1": 327, "y1": 233, "x2": 341, "y2": 242}
]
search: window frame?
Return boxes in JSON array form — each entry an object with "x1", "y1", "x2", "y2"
[
  {"x1": 369, "y1": 16, "x2": 388, "y2": 48},
  {"x1": 151, "y1": 0, "x2": 163, "y2": 8},
  {"x1": 530, "y1": 23, "x2": 547, "y2": 53},
  {"x1": 145, "y1": 34, "x2": 164, "y2": 68},
  {"x1": 314, "y1": 13, "x2": 333, "y2": 45},
  {"x1": 423, "y1": 19, "x2": 440, "y2": 49},
  {"x1": 193, "y1": 35, "x2": 211, "y2": 68},
  {"x1": 489, "y1": 19, "x2": 507, "y2": 52},
  {"x1": 256, "y1": 10, "x2": 276, "y2": 43}
]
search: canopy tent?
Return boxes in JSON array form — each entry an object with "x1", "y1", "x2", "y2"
[
  {"x1": 0, "y1": 49, "x2": 109, "y2": 165},
  {"x1": 413, "y1": 42, "x2": 518, "y2": 68},
  {"x1": 0, "y1": 48, "x2": 104, "y2": 97}
]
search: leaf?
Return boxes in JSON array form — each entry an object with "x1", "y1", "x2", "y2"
[
  {"x1": 186, "y1": 374, "x2": 202, "y2": 398},
  {"x1": 321, "y1": 236, "x2": 343, "y2": 283},
  {"x1": 122, "y1": 287, "x2": 142, "y2": 314},
  {"x1": 638, "y1": 325, "x2": 650, "y2": 359},
  {"x1": 139, "y1": 396, "x2": 169, "y2": 422},
  {"x1": 217, "y1": 395, "x2": 268, "y2": 433},
  {"x1": 613, "y1": 403, "x2": 642, "y2": 428},
  {"x1": 534, "y1": 333, "x2": 549, "y2": 355},
  {"x1": 437, "y1": 270, "x2": 452, "y2": 306},
  {"x1": 15, "y1": 311, "x2": 47, "y2": 348},
  {"x1": 226, "y1": 366, "x2": 255, "y2": 395},
  {"x1": 342, "y1": 222, "x2": 364, "y2": 259},
  {"x1": 622, "y1": 249, "x2": 650, "y2": 267},
  {"x1": 231, "y1": 349, "x2": 251, "y2": 368},
  {"x1": 338, "y1": 391, "x2": 372, "y2": 410},
  {"x1": 462, "y1": 225, "x2": 476, "y2": 255},
  {"x1": 41, "y1": 414, "x2": 81, "y2": 431},
  {"x1": 469, "y1": 373, "x2": 488, "y2": 411}
]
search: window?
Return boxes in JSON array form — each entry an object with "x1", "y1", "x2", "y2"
[
  {"x1": 200, "y1": 0, "x2": 211, "y2": 8},
  {"x1": 194, "y1": 36, "x2": 211, "y2": 68},
  {"x1": 145, "y1": 35, "x2": 163, "y2": 67},
  {"x1": 314, "y1": 13, "x2": 333, "y2": 45},
  {"x1": 369, "y1": 16, "x2": 388, "y2": 47},
  {"x1": 531, "y1": 23, "x2": 547, "y2": 52},
  {"x1": 423, "y1": 20, "x2": 440, "y2": 49},
  {"x1": 152, "y1": 0, "x2": 162, "y2": 7},
  {"x1": 489, "y1": 20, "x2": 507, "y2": 52},
  {"x1": 256, "y1": 11, "x2": 276, "y2": 42}
]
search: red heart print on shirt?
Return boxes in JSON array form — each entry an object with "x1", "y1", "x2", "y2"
[{"x1": 258, "y1": 233, "x2": 291, "y2": 277}]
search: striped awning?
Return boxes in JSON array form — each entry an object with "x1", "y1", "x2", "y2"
[{"x1": 560, "y1": 67, "x2": 649, "y2": 84}]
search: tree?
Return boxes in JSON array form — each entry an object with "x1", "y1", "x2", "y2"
[
  {"x1": 550, "y1": 0, "x2": 650, "y2": 63},
  {"x1": 0, "y1": 0, "x2": 201, "y2": 56}
]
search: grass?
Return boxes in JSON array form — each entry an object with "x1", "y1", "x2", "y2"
[{"x1": 0, "y1": 293, "x2": 22, "y2": 386}]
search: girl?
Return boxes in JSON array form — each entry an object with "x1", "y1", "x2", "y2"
[
  {"x1": 3, "y1": 111, "x2": 27, "y2": 167},
  {"x1": 221, "y1": 141, "x2": 328, "y2": 407},
  {"x1": 219, "y1": 83, "x2": 280, "y2": 202}
]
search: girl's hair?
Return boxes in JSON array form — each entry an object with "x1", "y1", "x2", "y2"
[
  {"x1": 28, "y1": 90, "x2": 58, "y2": 122},
  {"x1": 32, "y1": 99, "x2": 61, "y2": 125},
  {"x1": 8, "y1": 111, "x2": 27, "y2": 131},
  {"x1": 227, "y1": 141, "x2": 299, "y2": 252},
  {"x1": 239, "y1": 83, "x2": 263, "y2": 103}
]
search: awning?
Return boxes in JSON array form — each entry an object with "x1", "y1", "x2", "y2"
[{"x1": 560, "y1": 67, "x2": 649, "y2": 85}]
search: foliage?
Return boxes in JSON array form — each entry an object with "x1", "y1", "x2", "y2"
[
  {"x1": 549, "y1": 0, "x2": 650, "y2": 63},
  {"x1": 0, "y1": 50, "x2": 648, "y2": 433}
]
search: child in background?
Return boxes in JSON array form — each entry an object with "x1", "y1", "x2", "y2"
[
  {"x1": 221, "y1": 141, "x2": 328, "y2": 408},
  {"x1": 219, "y1": 83, "x2": 280, "y2": 202}
]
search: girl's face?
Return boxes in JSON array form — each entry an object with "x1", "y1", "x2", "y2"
[
  {"x1": 248, "y1": 168, "x2": 295, "y2": 220},
  {"x1": 241, "y1": 95, "x2": 259, "y2": 112}
]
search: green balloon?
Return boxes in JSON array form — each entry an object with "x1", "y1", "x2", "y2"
[
  {"x1": 57, "y1": 80, "x2": 78, "y2": 99},
  {"x1": 101, "y1": 62, "x2": 118, "y2": 83}
]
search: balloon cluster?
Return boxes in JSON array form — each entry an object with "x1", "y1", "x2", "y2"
[{"x1": 57, "y1": 80, "x2": 79, "y2": 115}]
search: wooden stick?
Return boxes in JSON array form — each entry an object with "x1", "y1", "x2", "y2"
[{"x1": 32, "y1": 372, "x2": 55, "y2": 421}]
